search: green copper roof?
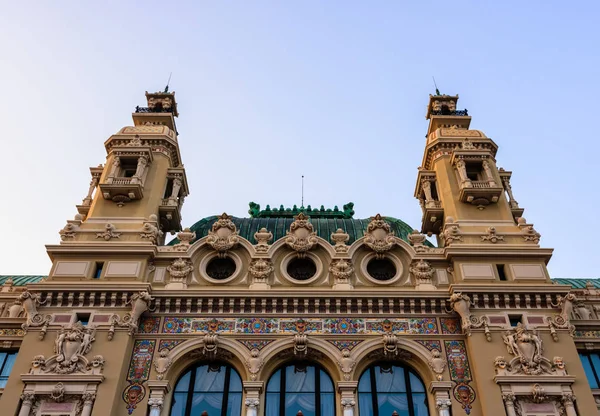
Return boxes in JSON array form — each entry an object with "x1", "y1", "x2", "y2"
[
  {"x1": 0, "y1": 275, "x2": 46, "y2": 286},
  {"x1": 552, "y1": 278, "x2": 600, "y2": 289},
  {"x1": 174, "y1": 214, "x2": 431, "y2": 247},
  {"x1": 249, "y1": 202, "x2": 355, "y2": 219}
]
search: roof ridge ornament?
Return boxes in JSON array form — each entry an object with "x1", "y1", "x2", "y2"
[
  {"x1": 364, "y1": 214, "x2": 395, "y2": 259},
  {"x1": 207, "y1": 213, "x2": 239, "y2": 258},
  {"x1": 248, "y1": 202, "x2": 354, "y2": 219},
  {"x1": 285, "y1": 213, "x2": 318, "y2": 258}
]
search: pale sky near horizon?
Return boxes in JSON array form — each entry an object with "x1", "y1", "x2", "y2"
[{"x1": 0, "y1": 2, "x2": 598, "y2": 278}]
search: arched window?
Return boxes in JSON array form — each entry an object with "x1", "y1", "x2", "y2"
[
  {"x1": 266, "y1": 363, "x2": 335, "y2": 416},
  {"x1": 358, "y1": 364, "x2": 429, "y2": 416},
  {"x1": 170, "y1": 363, "x2": 242, "y2": 416}
]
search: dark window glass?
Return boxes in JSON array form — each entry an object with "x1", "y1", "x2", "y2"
[
  {"x1": 206, "y1": 257, "x2": 236, "y2": 280},
  {"x1": 580, "y1": 352, "x2": 600, "y2": 389},
  {"x1": 287, "y1": 258, "x2": 317, "y2": 281},
  {"x1": 358, "y1": 364, "x2": 429, "y2": 416},
  {"x1": 169, "y1": 363, "x2": 242, "y2": 416},
  {"x1": 266, "y1": 363, "x2": 335, "y2": 416},
  {"x1": 94, "y1": 262, "x2": 104, "y2": 279},
  {"x1": 0, "y1": 352, "x2": 17, "y2": 388},
  {"x1": 366, "y1": 258, "x2": 396, "y2": 281}
]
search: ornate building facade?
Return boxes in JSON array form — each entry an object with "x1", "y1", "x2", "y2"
[{"x1": 0, "y1": 90, "x2": 598, "y2": 416}]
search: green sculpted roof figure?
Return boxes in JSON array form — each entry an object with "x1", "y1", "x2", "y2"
[{"x1": 248, "y1": 202, "x2": 355, "y2": 219}]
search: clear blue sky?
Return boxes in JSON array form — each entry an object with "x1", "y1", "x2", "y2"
[{"x1": 1, "y1": 2, "x2": 598, "y2": 277}]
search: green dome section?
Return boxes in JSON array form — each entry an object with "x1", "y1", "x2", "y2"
[{"x1": 171, "y1": 215, "x2": 433, "y2": 247}]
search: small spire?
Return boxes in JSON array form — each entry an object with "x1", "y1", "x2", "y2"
[
  {"x1": 432, "y1": 76, "x2": 440, "y2": 96},
  {"x1": 164, "y1": 72, "x2": 172, "y2": 93}
]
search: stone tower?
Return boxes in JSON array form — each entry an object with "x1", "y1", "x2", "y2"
[
  {"x1": 414, "y1": 93, "x2": 548, "y2": 283},
  {"x1": 54, "y1": 90, "x2": 189, "y2": 279}
]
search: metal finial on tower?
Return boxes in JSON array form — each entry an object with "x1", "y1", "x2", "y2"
[
  {"x1": 432, "y1": 76, "x2": 440, "y2": 96},
  {"x1": 164, "y1": 72, "x2": 172, "y2": 93},
  {"x1": 301, "y1": 175, "x2": 304, "y2": 208}
]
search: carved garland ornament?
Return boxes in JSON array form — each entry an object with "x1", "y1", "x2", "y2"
[
  {"x1": 364, "y1": 214, "x2": 396, "y2": 259},
  {"x1": 285, "y1": 213, "x2": 318, "y2": 257},
  {"x1": 207, "y1": 213, "x2": 240, "y2": 257},
  {"x1": 329, "y1": 259, "x2": 354, "y2": 284}
]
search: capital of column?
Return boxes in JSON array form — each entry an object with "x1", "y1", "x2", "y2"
[
  {"x1": 245, "y1": 398, "x2": 260, "y2": 409},
  {"x1": 436, "y1": 398, "x2": 451, "y2": 409},
  {"x1": 20, "y1": 393, "x2": 35, "y2": 405},
  {"x1": 148, "y1": 397, "x2": 164, "y2": 409}
]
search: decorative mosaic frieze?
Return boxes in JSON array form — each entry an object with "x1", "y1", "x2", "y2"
[
  {"x1": 366, "y1": 317, "x2": 438, "y2": 334},
  {"x1": 416, "y1": 340, "x2": 442, "y2": 352},
  {"x1": 158, "y1": 339, "x2": 184, "y2": 351},
  {"x1": 237, "y1": 339, "x2": 275, "y2": 351},
  {"x1": 280, "y1": 320, "x2": 323, "y2": 332},
  {"x1": 138, "y1": 317, "x2": 161, "y2": 334},
  {"x1": 0, "y1": 328, "x2": 25, "y2": 336},
  {"x1": 160, "y1": 317, "x2": 439, "y2": 335},
  {"x1": 326, "y1": 339, "x2": 363, "y2": 351},
  {"x1": 123, "y1": 340, "x2": 155, "y2": 415},
  {"x1": 440, "y1": 317, "x2": 461, "y2": 334},
  {"x1": 574, "y1": 330, "x2": 600, "y2": 338},
  {"x1": 445, "y1": 340, "x2": 472, "y2": 382}
]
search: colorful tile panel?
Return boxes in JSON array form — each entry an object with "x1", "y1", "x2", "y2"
[
  {"x1": 440, "y1": 318, "x2": 461, "y2": 334},
  {"x1": 158, "y1": 339, "x2": 184, "y2": 351},
  {"x1": 127, "y1": 340, "x2": 156, "y2": 382},
  {"x1": 0, "y1": 328, "x2": 25, "y2": 336},
  {"x1": 237, "y1": 318, "x2": 278, "y2": 334},
  {"x1": 453, "y1": 382, "x2": 476, "y2": 415},
  {"x1": 238, "y1": 339, "x2": 275, "y2": 351},
  {"x1": 574, "y1": 330, "x2": 600, "y2": 338},
  {"x1": 138, "y1": 317, "x2": 161, "y2": 334},
  {"x1": 326, "y1": 339, "x2": 363, "y2": 351},
  {"x1": 444, "y1": 340, "x2": 472, "y2": 382},
  {"x1": 416, "y1": 340, "x2": 442, "y2": 352},
  {"x1": 279, "y1": 320, "x2": 323, "y2": 332},
  {"x1": 124, "y1": 340, "x2": 155, "y2": 415},
  {"x1": 191, "y1": 319, "x2": 236, "y2": 333},
  {"x1": 159, "y1": 317, "x2": 440, "y2": 334}
]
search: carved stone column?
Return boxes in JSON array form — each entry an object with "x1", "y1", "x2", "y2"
[
  {"x1": 170, "y1": 177, "x2": 182, "y2": 201},
  {"x1": 561, "y1": 393, "x2": 577, "y2": 416},
  {"x1": 338, "y1": 381, "x2": 358, "y2": 416},
  {"x1": 429, "y1": 381, "x2": 453, "y2": 416},
  {"x1": 82, "y1": 176, "x2": 99, "y2": 206},
  {"x1": 455, "y1": 160, "x2": 471, "y2": 186},
  {"x1": 106, "y1": 156, "x2": 120, "y2": 183},
  {"x1": 502, "y1": 177, "x2": 519, "y2": 208},
  {"x1": 148, "y1": 397, "x2": 164, "y2": 416},
  {"x1": 243, "y1": 381, "x2": 263, "y2": 416},
  {"x1": 341, "y1": 397, "x2": 355, "y2": 416},
  {"x1": 80, "y1": 393, "x2": 96, "y2": 416},
  {"x1": 482, "y1": 160, "x2": 497, "y2": 187},
  {"x1": 436, "y1": 398, "x2": 452, "y2": 416},
  {"x1": 131, "y1": 155, "x2": 148, "y2": 184},
  {"x1": 18, "y1": 393, "x2": 35, "y2": 416},
  {"x1": 502, "y1": 393, "x2": 517, "y2": 416},
  {"x1": 147, "y1": 380, "x2": 171, "y2": 416},
  {"x1": 244, "y1": 398, "x2": 260, "y2": 416}
]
